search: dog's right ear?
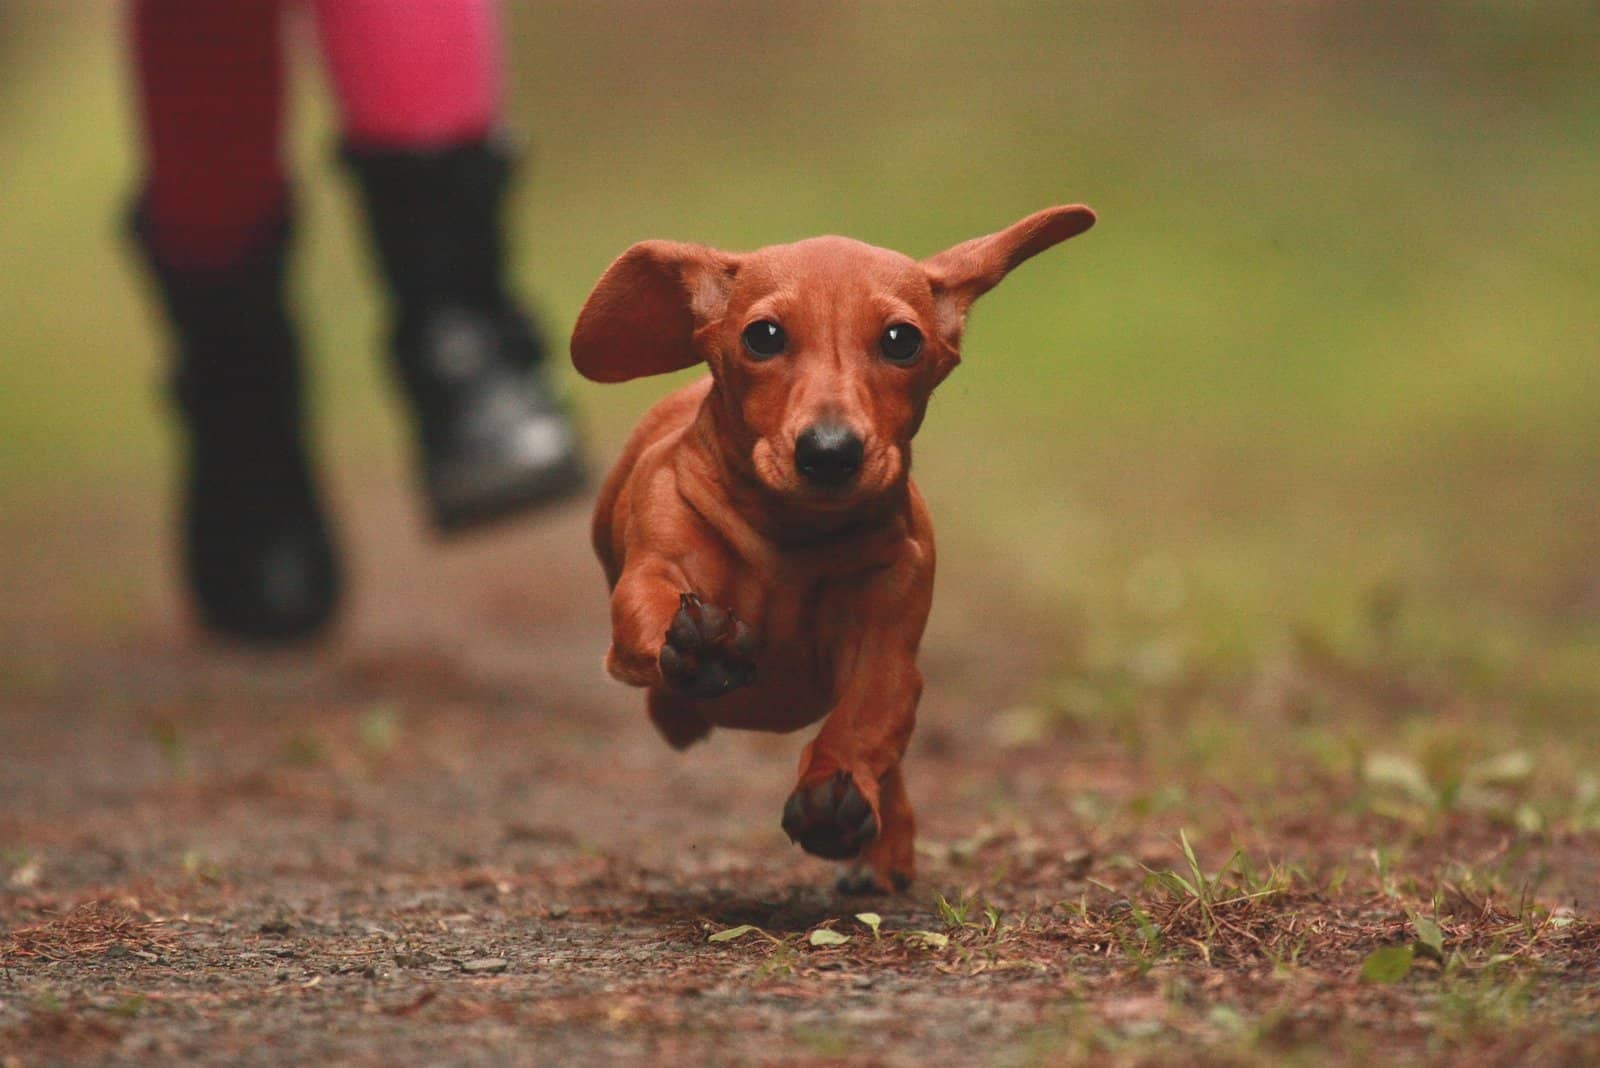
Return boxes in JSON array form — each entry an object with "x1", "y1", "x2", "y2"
[{"x1": 571, "y1": 241, "x2": 741, "y2": 383}]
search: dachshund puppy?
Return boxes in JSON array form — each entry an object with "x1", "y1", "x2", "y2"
[{"x1": 571, "y1": 205, "x2": 1095, "y2": 892}]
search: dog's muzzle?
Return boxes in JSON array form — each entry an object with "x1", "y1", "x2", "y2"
[{"x1": 794, "y1": 423, "x2": 864, "y2": 488}]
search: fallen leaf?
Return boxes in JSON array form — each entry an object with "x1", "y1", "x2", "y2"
[
  {"x1": 1360, "y1": 945, "x2": 1413, "y2": 983},
  {"x1": 904, "y1": 931, "x2": 949, "y2": 949}
]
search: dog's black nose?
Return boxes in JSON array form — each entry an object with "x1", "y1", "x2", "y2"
[{"x1": 795, "y1": 423, "x2": 864, "y2": 487}]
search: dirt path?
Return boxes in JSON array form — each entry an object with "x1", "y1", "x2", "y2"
[
  {"x1": 3, "y1": 479, "x2": 1597, "y2": 1065},
  {"x1": 0, "y1": 478, "x2": 1074, "y2": 1064}
]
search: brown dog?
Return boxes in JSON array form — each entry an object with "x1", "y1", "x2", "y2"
[{"x1": 570, "y1": 205, "x2": 1096, "y2": 892}]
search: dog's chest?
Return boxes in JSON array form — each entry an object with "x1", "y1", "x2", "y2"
[{"x1": 693, "y1": 562, "x2": 880, "y2": 734}]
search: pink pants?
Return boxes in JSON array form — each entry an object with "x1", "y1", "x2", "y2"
[{"x1": 132, "y1": 0, "x2": 503, "y2": 270}]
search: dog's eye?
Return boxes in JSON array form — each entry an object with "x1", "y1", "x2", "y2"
[
  {"x1": 879, "y1": 323, "x2": 923, "y2": 366},
  {"x1": 741, "y1": 320, "x2": 787, "y2": 359}
]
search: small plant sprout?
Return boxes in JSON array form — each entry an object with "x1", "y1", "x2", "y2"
[
  {"x1": 936, "y1": 892, "x2": 971, "y2": 929},
  {"x1": 1409, "y1": 910, "x2": 1445, "y2": 962}
]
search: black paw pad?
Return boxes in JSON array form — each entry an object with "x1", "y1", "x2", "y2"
[
  {"x1": 659, "y1": 593, "x2": 757, "y2": 699},
  {"x1": 835, "y1": 868, "x2": 912, "y2": 896},
  {"x1": 781, "y1": 770, "x2": 878, "y2": 860}
]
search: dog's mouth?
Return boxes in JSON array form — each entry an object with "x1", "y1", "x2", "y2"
[{"x1": 751, "y1": 437, "x2": 902, "y2": 508}]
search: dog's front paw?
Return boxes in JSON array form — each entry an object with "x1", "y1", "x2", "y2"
[
  {"x1": 782, "y1": 769, "x2": 879, "y2": 860},
  {"x1": 658, "y1": 593, "x2": 757, "y2": 699}
]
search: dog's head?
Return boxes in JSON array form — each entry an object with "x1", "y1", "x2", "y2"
[{"x1": 572, "y1": 205, "x2": 1095, "y2": 508}]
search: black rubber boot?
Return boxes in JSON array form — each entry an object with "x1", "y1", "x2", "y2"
[
  {"x1": 131, "y1": 210, "x2": 341, "y2": 642},
  {"x1": 342, "y1": 138, "x2": 585, "y2": 533}
]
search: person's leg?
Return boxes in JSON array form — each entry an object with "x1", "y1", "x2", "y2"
[
  {"x1": 129, "y1": 0, "x2": 340, "y2": 641},
  {"x1": 314, "y1": 0, "x2": 499, "y2": 150},
  {"x1": 132, "y1": 0, "x2": 289, "y2": 270},
  {"x1": 315, "y1": 0, "x2": 584, "y2": 532}
]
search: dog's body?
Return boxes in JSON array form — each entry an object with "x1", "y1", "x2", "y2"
[
  {"x1": 593, "y1": 374, "x2": 932, "y2": 739},
  {"x1": 571, "y1": 207, "x2": 1095, "y2": 892}
]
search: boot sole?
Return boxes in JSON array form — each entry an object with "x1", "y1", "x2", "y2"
[{"x1": 427, "y1": 452, "x2": 589, "y2": 535}]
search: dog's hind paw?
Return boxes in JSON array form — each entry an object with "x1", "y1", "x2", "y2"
[
  {"x1": 782, "y1": 769, "x2": 879, "y2": 860},
  {"x1": 836, "y1": 866, "x2": 912, "y2": 896},
  {"x1": 658, "y1": 593, "x2": 757, "y2": 699}
]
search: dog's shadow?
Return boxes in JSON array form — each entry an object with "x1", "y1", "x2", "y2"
[{"x1": 638, "y1": 883, "x2": 928, "y2": 935}]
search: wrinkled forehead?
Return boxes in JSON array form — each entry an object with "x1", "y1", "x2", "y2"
[{"x1": 727, "y1": 236, "x2": 933, "y2": 317}]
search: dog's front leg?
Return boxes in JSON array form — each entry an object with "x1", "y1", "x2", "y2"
[
  {"x1": 607, "y1": 556, "x2": 758, "y2": 699},
  {"x1": 781, "y1": 555, "x2": 931, "y2": 892}
]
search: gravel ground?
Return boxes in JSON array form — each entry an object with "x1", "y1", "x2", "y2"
[{"x1": 3, "y1": 481, "x2": 1597, "y2": 1066}]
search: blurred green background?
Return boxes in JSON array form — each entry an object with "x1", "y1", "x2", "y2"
[{"x1": 2, "y1": 2, "x2": 1597, "y2": 687}]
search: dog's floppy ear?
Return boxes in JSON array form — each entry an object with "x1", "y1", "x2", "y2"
[
  {"x1": 921, "y1": 205, "x2": 1096, "y2": 346},
  {"x1": 571, "y1": 241, "x2": 742, "y2": 382}
]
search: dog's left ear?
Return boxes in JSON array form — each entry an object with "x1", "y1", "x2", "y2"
[
  {"x1": 571, "y1": 240, "x2": 742, "y2": 382},
  {"x1": 921, "y1": 204, "x2": 1096, "y2": 347}
]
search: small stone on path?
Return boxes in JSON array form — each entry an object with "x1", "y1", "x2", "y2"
[{"x1": 461, "y1": 957, "x2": 509, "y2": 974}]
